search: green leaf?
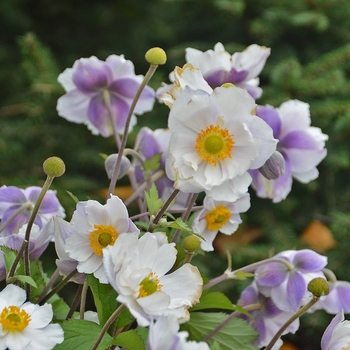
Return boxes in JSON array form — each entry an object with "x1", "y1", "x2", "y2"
[
  {"x1": 116, "y1": 307, "x2": 134, "y2": 328},
  {"x1": 15, "y1": 275, "x2": 37, "y2": 288},
  {"x1": 142, "y1": 153, "x2": 161, "y2": 172},
  {"x1": 52, "y1": 298, "x2": 71, "y2": 320},
  {"x1": 54, "y1": 319, "x2": 113, "y2": 350},
  {"x1": 66, "y1": 190, "x2": 80, "y2": 204},
  {"x1": 190, "y1": 291, "x2": 235, "y2": 312},
  {"x1": 210, "y1": 342, "x2": 223, "y2": 350},
  {"x1": 0, "y1": 246, "x2": 18, "y2": 275},
  {"x1": 87, "y1": 274, "x2": 118, "y2": 326},
  {"x1": 182, "y1": 312, "x2": 258, "y2": 350},
  {"x1": 162, "y1": 218, "x2": 194, "y2": 234},
  {"x1": 114, "y1": 328, "x2": 147, "y2": 350},
  {"x1": 144, "y1": 183, "x2": 164, "y2": 216},
  {"x1": 29, "y1": 259, "x2": 50, "y2": 300}
]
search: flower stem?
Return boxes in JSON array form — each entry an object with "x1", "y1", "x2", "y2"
[
  {"x1": 80, "y1": 280, "x2": 89, "y2": 319},
  {"x1": 264, "y1": 296, "x2": 320, "y2": 350},
  {"x1": 66, "y1": 283, "x2": 84, "y2": 319},
  {"x1": 107, "y1": 64, "x2": 158, "y2": 199},
  {"x1": 91, "y1": 304, "x2": 126, "y2": 350},
  {"x1": 37, "y1": 268, "x2": 60, "y2": 303}
]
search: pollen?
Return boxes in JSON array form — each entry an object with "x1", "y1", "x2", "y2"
[
  {"x1": 139, "y1": 272, "x2": 162, "y2": 298},
  {"x1": 195, "y1": 124, "x2": 234, "y2": 165},
  {"x1": 0, "y1": 305, "x2": 31, "y2": 332},
  {"x1": 205, "y1": 205, "x2": 232, "y2": 231},
  {"x1": 89, "y1": 224, "x2": 118, "y2": 256}
]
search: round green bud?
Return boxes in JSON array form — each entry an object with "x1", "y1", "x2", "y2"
[
  {"x1": 145, "y1": 47, "x2": 167, "y2": 65},
  {"x1": 183, "y1": 235, "x2": 201, "y2": 253},
  {"x1": 307, "y1": 277, "x2": 330, "y2": 297},
  {"x1": 43, "y1": 156, "x2": 66, "y2": 177}
]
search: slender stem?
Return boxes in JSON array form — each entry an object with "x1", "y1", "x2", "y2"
[
  {"x1": 80, "y1": 280, "x2": 89, "y2": 319},
  {"x1": 322, "y1": 268, "x2": 337, "y2": 283},
  {"x1": 39, "y1": 269, "x2": 78, "y2": 305},
  {"x1": 264, "y1": 296, "x2": 320, "y2": 350},
  {"x1": 91, "y1": 304, "x2": 126, "y2": 350},
  {"x1": 107, "y1": 64, "x2": 158, "y2": 198},
  {"x1": 66, "y1": 283, "x2": 84, "y2": 319},
  {"x1": 0, "y1": 202, "x2": 33, "y2": 234},
  {"x1": 172, "y1": 193, "x2": 198, "y2": 244},
  {"x1": 202, "y1": 304, "x2": 262, "y2": 342},
  {"x1": 103, "y1": 89, "x2": 121, "y2": 149},
  {"x1": 37, "y1": 268, "x2": 60, "y2": 303}
]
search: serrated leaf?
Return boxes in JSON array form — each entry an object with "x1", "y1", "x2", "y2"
[
  {"x1": 0, "y1": 246, "x2": 18, "y2": 275},
  {"x1": 182, "y1": 312, "x2": 258, "y2": 350},
  {"x1": 54, "y1": 319, "x2": 113, "y2": 350},
  {"x1": 29, "y1": 259, "x2": 50, "y2": 300},
  {"x1": 164, "y1": 218, "x2": 194, "y2": 234},
  {"x1": 190, "y1": 292, "x2": 235, "y2": 312},
  {"x1": 233, "y1": 271, "x2": 255, "y2": 280},
  {"x1": 87, "y1": 274, "x2": 118, "y2": 326},
  {"x1": 211, "y1": 342, "x2": 223, "y2": 350},
  {"x1": 114, "y1": 328, "x2": 147, "y2": 350},
  {"x1": 142, "y1": 153, "x2": 161, "y2": 172},
  {"x1": 144, "y1": 183, "x2": 164, "y2": 216},
  {"x1": 15, "y1": 275, "x2": 37, "y2": 288}
]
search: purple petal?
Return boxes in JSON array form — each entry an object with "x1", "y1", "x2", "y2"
[
  {"x1": 135, "y1": 127, "x2": 161, "y2": 160},
  {"x1": 255, "y1": 262, "x2": 288, "y2": 287},
  {"x1": 0, "y1": 186, "x2": 26, "y2": 207},
  {"x1": 256, "y1": 105, "x2": 281, "y2": 139},
  {"x1": 321, "y1": 311, "x2": 344, "y2": 350},
  {"x1": 279, "y1": 130, "x2": 320, "y2": 150},
  {"x1": 110, "y1": 95, "x2": 130, "y2": 131},
  {"x1": 109, "y1": 78, "x2": 140, "y2": 98},
  {"x1": 25, "y1": 188, "x2": 61, "y2": 214},
  {"x1": 1, "y1": 211, "x2": 30, "y2": 235},
  {"x1": 73, "y1": 59, "x2": 112, "y2": 93},
  {"x1": 205, "y1": 68, "x2": 249, "y2": 88},
  {"x1": 264, "y1": 297, "x2": 282, "y2": 318},
  {"x1": 292, "y1": 249, "x2": 327, "y2": 272},
  {"x1": 283, "y1": 271, "x2": 306, "y2": 311}
]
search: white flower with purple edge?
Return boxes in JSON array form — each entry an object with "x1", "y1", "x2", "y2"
[
  {"x1": 0, "y1": 186, "x2": 65, "y2": 235},
  {"x1": 250, "y1": 100, "x2": 328, "y2": 202},
  {"x1": 185, "y1": 42, "x2": 270, "y2": 99},
  {"x1": 103, "y1": 232, "x2": 203, "y2": 327},
  {"x1": 318, "y1": 280, "x2": 350, "y2": 314},
  {"x1": 0, "y1": 284, "x2": 64, "y2": 350},
  {"x1": 65, "y1": 195, "x2": 139, "y2": 283},
  {"x1": 255, "y1": 249, "x2": 328, "y2": 312},
  {"x1": 321, "y1": 310, "x2": 350, "y2": 350},
  {"x1": 166, "y1": 84, "x2": 277, "y2": 202},
  {"x1": 192, "y1": 193, "x2": 250, "y2": 251},
  {"x1": 57, "y1": 55, "x2": 155, "y2": 137}
]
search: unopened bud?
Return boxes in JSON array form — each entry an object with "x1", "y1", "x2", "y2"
[
  {"x1": 183, "y1": 235, "x2": 201, "y2": 253},
  {"x1": 105, "y1": 154, "x2": 131, "y2": 179},
  {"x1": 307, "y1": 277, "x2": 330, "y2": 297},
  {"x1": 145, "y1": 47, "x2": 167, "y2": 65},
  {"x1": 259, "y1": 151, "x2": 285, "y2": 180},
  {"x1": 43, "y1": 156, "x2": 66, "y2": 177}
]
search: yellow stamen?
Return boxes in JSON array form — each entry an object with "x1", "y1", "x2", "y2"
[
  {"x1": 195, "y1": 124, "x2": 234, "y2": 165},
  {"x1": 139, "y1": 272, "x2": 162, "y2": 298},
  {"x1": 0, "y1": 306, "x2": 31, "y2": 332},
  {"x1": 205, "y1": 205, "x2": 232, "y2": 231},
  {"x1": 89, "y1": 224, "x2": 118, "y2": 256}
]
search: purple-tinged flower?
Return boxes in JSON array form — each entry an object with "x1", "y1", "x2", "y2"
[
  {"x1": 53, "y1": 216, "x2": 86, "y2": 284},
  {"x1": 250, "y1": 100, "x2": 328, "y2": 202},
  {"x1": 57, "y1": 55, "x2": 155, "y2": 137},
  {"x1": 148, "y1": 315, "x2": 210, "y2": 350},
  {"x1": 321, "y1": 310, "x2": 350, "y2": 350},
  {"x1": 255, "y1": 249, "x2": 327, "y2": 312},
  {"x1": 185, "y1": 43, "x2": 271, "y2": 99},
  {"x1": 238, "y1": 282, "x2": 299, "y2": 348},
  {"x1": 318, "y1": 281, "x2": 350, "y2": 314},
  {"x1": 192, "y1": 193, "x2": 250, "y2": 251},
  {"x1": 0, "y1": 186, "x2": 65, "y2": 236}
]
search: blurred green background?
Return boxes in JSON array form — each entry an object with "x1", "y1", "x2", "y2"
[{"x1": 1, "y1": 0, "x2": 350, "y2": 348}]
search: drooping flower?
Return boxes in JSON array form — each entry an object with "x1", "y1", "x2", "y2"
[
  {"x1": 65, "y1": 195, "x2": 139, "y2": 283},
  {"x1": 318, "y1": 280, "x2": 350, "y2": 314},
  {"x1": 250, "y1": 101, "x2": 328, "y2": 202},
  {"x1": 0, "y1": 284, "x2": 64, "y2": 350},
  {"x1": 166, "y1": 84, "x2": 277, "y2": 201},
  {"x1": 321, "y1": 310, "x2": 350, "y2": 350},
  {"x1": 185, "y1": 43, "x2": 271, "y2": 99},
  {"x1": 238, "y1": 282, "x2": 299, "y2": 348},
  {"x1": 255, "y1": 249, "x2": 328, "y2": 312},
  {"x1": 103, "y1": 232, "x2": 203, "y2": 327},
  {"x1": 192, "y1": 193, "x2": 250, "y2": 251},
  {"x1": 57, "y1": 55, "x2": 155, "y2": 137},
  {"x1": 148, "y1": 315, "x2": 210, "y2": 350},
  {"x1": 0, "y1": 186, "x2": 65, "y2": 235}
]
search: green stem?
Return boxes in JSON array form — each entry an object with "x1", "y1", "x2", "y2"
[
  {"x1": 91, "y1": 304, "x2": 126, "y2": 350},
  {"x1": 80, "y1": 280, "x2": 89, "y2": 319},
  {"x1": 37, "y1": 268, "x2": 60, "y2": 303},
  {"x1": 66, "y1": 283, "x2": 84, "y2": 319}
]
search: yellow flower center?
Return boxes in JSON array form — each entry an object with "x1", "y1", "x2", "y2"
[
  {"x1": 195, "y1": 124, "x2": 234, "y2": 165},
  {"x1": 139, "y1": 272, "x2": 162, "y2": 298},
  {"x1": 89, "y1": 224, "x2": 118, "y2": 256},
  {"x1": 205, "y1": 206, "x2": 232, "y2": 231},
  {"x1": 0, "y1": 306, "x2": 31, "y2": 332}
]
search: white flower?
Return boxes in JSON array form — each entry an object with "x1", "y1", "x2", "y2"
[
  {"x1": 166, "y1": 84, "x2": 277, "y2": 201},
  {"x1": 65, "y1": 195, "x2": 139, "y2": 283},
  {"x1": 148, "y1": 315, "x2": 210, "y2": 350},
  {"x1": 0, "y1": 284, "x2": 63, "y2": 350},
  {"x1": 103, "y1": 232, "x2": 203, "y2": 327},
  {"x1": 192, "y1": 193, "x2": 250, "y2": 251}
]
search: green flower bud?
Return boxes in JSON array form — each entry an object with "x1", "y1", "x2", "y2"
[
  {"x1": 183, "y1": 235, "x2": 201, "y2": 253},
  {"x1": 307, "y1": 277, "x2": 330, "y2": 297},
  {"x1": 145, "y1": 47, "x2": 167, "y2": 65},
  {"x1": 43, "y1": 156, "x2": 66, "y2": 177}
]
